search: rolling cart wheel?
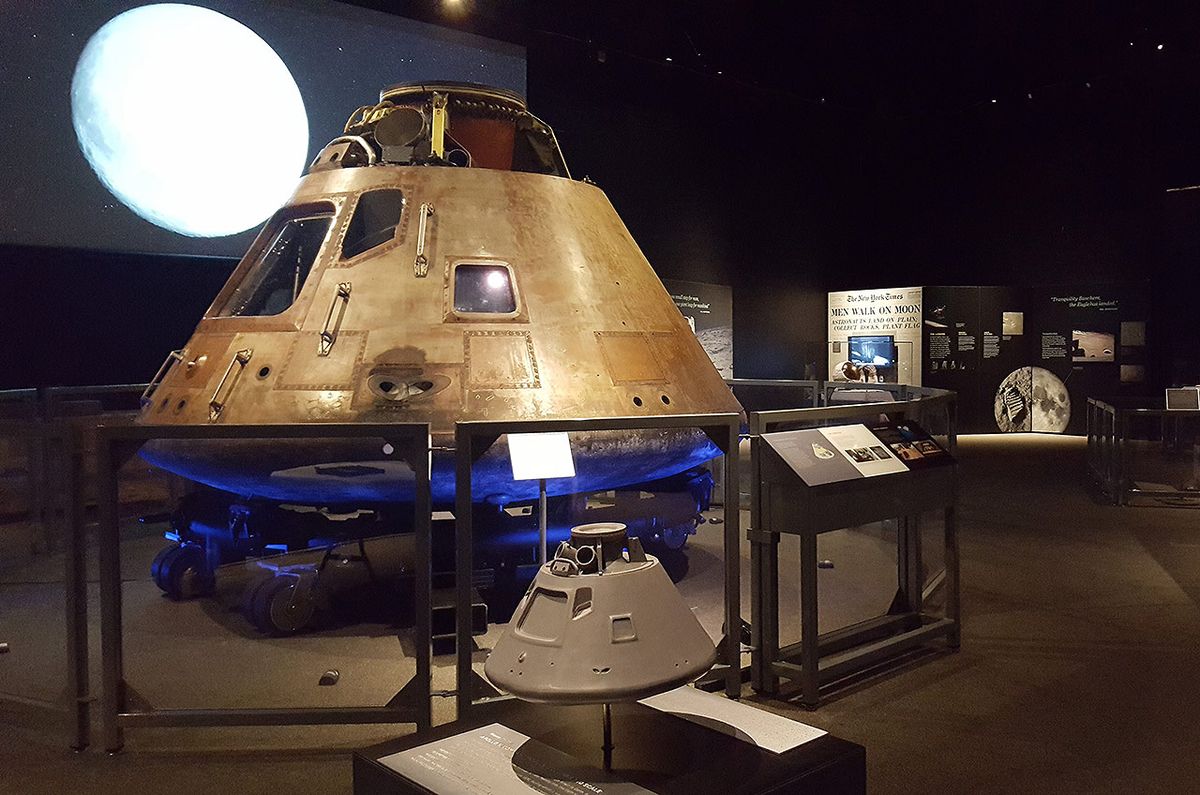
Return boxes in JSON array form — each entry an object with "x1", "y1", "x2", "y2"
[
  {"x1": 660, "y1": 524, "x2": 692, "y2": 550},
  {"x1": 249, "y1": 576, "x2": 315, "y2": 636},
  {"x1": 162, "y1": 544, "x2": 215, "y2": 601},
  {"x1": 721, "y1": 617, "x2": 753, "y2": 647},
  {"x1": 150, "y1": 543, "x2": 181, "y2": 592},
  {"x1": 241, "y1": 573, "x2": 271, "y2": 616}
]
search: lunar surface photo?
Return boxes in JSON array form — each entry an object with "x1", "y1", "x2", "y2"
[
  {"x1": 1071, "y1": 330, "x2": 1115, "y2": 362},
  {"x1": 1002, "y1": 311, "x2": 1024, "y2": 335},
  {"x1": 994, "y1": 366, "x2": 1071, "y2": 433},
  {"x1": 70, "y1": 4, "x2": 309, "y2": 238},
  {"x1": 695, "y1": 325, "x2": 733, "y2": 378}
]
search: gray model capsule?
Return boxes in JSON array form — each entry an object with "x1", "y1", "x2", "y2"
[{"x1": 485, "y1": 523, "x2": 716, "y2": 703}]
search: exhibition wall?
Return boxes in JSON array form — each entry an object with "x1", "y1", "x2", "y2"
[
  {"x1": 925, "y1": 284, "x2": 1150, "y2": 435},
  {"x1": 827, "y1": 283, "x2": 1151, "y2": 434},
  {"x1": 664, "y1": 279, "x2": 734, "y2": 379}
]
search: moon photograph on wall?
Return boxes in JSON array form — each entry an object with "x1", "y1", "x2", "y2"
[
  {"x1": 994, "y1": 366, "x2": 1071, "y2": 433},
  {"x1": 70, "y1": 4, "x2": 309, "y2": 238}
]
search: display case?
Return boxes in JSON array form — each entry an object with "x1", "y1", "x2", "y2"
[{"x1": 749, "y1": 410, "x2": 960, "y2": 707}]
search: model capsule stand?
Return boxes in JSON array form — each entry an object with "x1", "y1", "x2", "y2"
[
  {"x1": 486, "y1": 522, "x2": 716, "y2": 763},
  {"x1": 356, "y1": 518, "x2": 867, "y2": 793}
]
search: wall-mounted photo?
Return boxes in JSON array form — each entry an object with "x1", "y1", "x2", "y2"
[
  {"x1": 1071, "y1": 330, "x2": 1115, "y2": 362},
  {"x1": 994, "y1": 366, "x2": 1071, "y2": 433}
]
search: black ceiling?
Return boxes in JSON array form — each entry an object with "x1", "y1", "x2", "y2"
[{"x1": 346, "y1": 1, "x2": 1200, "y2": 114}]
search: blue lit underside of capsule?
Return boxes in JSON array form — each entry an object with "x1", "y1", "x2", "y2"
[{"x1": 139, "y1": 430, "x2": 721, "y2": 507}]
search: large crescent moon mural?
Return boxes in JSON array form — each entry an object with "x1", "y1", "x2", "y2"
[{"x1": 70, "y1": 4, "x2": 309, "y2": 238}]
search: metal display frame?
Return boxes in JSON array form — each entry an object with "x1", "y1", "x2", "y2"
[
  {"x1": 0, "y1": 416, "x2": 88, "y2": 750},
  {"x1": 42, "y1": 383, "x2": 147, "y2": 417},
  {"x1": 452, "y1": 412, "x2": 742, "y2": 718},
  {"x1": 747, "y1": 394, "x2": 960, "y2": 707},
  {"x1": 94, "y1": 421, "x2": 434, "y2": 753},
  {"x1": 726, "y1": 379, "x2": 822, "y2": 411},
  {"x1": 1087, "y1": 397, "x2": 1200, "y2": 506}
]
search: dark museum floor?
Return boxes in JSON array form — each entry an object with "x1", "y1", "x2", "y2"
[{"x1": 3, "y1": 434, "x2": 1200, "y2": 793}]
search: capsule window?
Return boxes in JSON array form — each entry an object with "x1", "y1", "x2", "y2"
[
  {"x1": 217, "y1": 205, "x2": 334, "y2": 318},
  {"x1": 453, "y1": 263, "x2": 517, "y2": 314},
  {"x1": 342, "y1": 189, "x2": 404, "y2": 259}
]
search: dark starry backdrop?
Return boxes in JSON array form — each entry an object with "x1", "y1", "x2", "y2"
[{"x1": 0, "y1": 0, "x2": 525, "y2": 258}]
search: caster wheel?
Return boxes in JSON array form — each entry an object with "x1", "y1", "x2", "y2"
[
  {"x1": 162, "y1": 544, "x2": 214, "y2": 601},
  {"x1": 150, "y1": 543, "x2": 181, "y2": 592},
  {"x1": 661, "y1": 524, "x2": 692, "y2": 551},
  {"x1": 722, "y1": 617, "x2": 753, "y2": 647},
  {"x1": 241, "y1": 574, "x2": 272, "y2": 616},
  {"x1": 248, "y1": 576, "x2": 315, "y2": 636}
]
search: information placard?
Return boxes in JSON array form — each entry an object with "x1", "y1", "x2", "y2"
[
  {"x1": 868, "y1": 420, "x2": 954, "y2": 469},
  {"x1": 640, "y1": 686, "x2": 826, "y2": 753},
  {"x1": 762, "y1": 424, "x2": 907, "y2": 487},
  {"x1": 379, "y1": 723, "x2": 650, "y2": 794},
  {"x1": 508, "y1": 432, "x2": 576, "y2": 481}
]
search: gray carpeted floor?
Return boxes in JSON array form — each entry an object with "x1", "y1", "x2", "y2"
[{"x1": 2, "y1": 433, "x2": 1199, "y2": 793}]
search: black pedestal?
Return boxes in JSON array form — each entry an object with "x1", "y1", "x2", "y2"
[{"x1": 353, "y1": 699, "x2": 865, "y2": 794}]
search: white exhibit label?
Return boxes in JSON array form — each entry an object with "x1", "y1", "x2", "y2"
[
  {"x1": 379, "y1": 723, "x2": 650, "y2": 794},
  {"x1": 819, "y1": 424, "x2": 909, "y2": 477},
  {"x1": 640, "y1": 686, "x2": 827, "y2": 754},
  {"x1": 508, "y1": 432, "x2": 576, "y2": 481}
]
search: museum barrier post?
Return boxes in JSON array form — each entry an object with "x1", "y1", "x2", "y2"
[
  {"x1": 95, "y1": 421, "x2": 433, "y2": 753},
  {"x1": 54, "y1": 420, "x2": 89, "y2": 751},
  {"x1": 746, "y1": 392, "x2": 960, "y2": 706},
  {"x1": 453, "y1": 412, "x2": 742, "y2": 720}
]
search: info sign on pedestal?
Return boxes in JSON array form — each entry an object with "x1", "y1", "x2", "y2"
[{"x1": 507, "y1": 432, "x2": 576, "y2": 564}]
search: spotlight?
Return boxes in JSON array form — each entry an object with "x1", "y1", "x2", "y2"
[
  {"x1": 1158, "y1": 43, "x2": 1164, "y2": 50},
  {"x1": 665, "y1": 56, "x2": 672, "y2": 62},
  {"x1": 991, "y1": 98, "x2": 997, "y2": 103}
]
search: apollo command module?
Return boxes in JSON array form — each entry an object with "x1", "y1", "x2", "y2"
[{"x1": 136, "y1": 82, "x2": 742, "y2": 634}]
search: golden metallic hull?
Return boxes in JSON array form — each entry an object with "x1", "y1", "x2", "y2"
[{"x1": 141, "y1": 159, "x2": 740, "y2": 503}]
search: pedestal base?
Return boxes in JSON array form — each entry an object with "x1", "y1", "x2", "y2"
[{"x1": 353, "y1": 699, "x2": 866, "y2": 794}]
